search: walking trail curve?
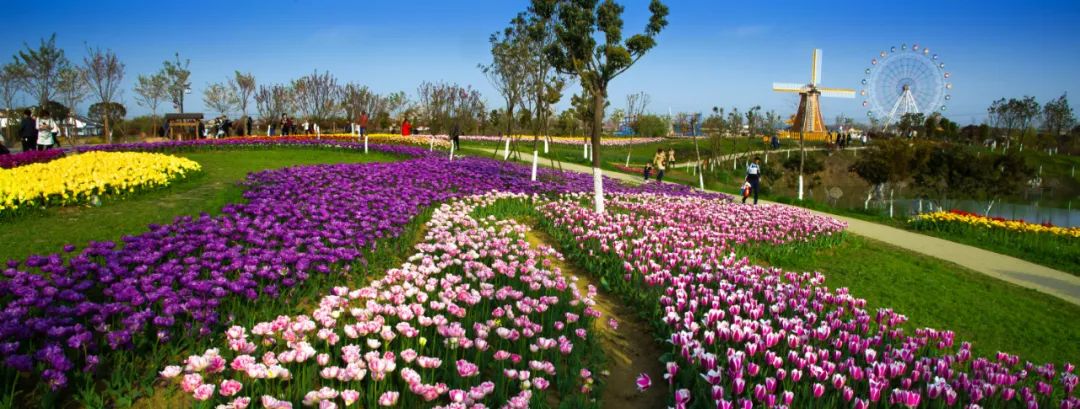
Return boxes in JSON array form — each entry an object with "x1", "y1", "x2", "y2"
[
  {"x1": 470, "y1": 147, "x2": 1080, "y2": 307},
  {"x1": 524, "y1": 229, "x2": 667, "y2": 409}
]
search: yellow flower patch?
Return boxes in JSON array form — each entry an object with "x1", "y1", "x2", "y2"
[
  {"x1": 0, "y1": 151, "x2": 201, "y2": 214},
  {"x1": 911, "y1": 210, "x2": 1080, "y2": 239}
]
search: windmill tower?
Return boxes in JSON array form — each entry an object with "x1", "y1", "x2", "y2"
[{"x1": 773, "y1": 49, "x2": 855, "y2": 139}]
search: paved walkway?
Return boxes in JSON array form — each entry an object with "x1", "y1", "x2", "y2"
[{"x1": 473, "y1": 147, "x2": 1080, "y2": 306}]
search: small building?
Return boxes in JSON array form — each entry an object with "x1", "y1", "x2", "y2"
[{"x1": 164, "y1": 113, "x2": 205, "y2": 140}]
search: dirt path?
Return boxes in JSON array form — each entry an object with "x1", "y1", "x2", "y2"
[
  {"x1": 524, "y1": 229, "x2": 668, "y2": 409},
  {"x1": 476, "y1": 147, "x2": 1080, "y2": 307}
]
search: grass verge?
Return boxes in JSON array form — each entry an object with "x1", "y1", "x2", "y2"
[
  {"x1": 752, "y1": 234, "x2": 1080, "y2": 364},
  {"x1": 0, "y1": 148, "x2": 396, "y2": 262}
]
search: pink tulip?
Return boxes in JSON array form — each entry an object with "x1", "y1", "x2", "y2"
[
  {"x1": 192, "y1": 384, "x2": 215, "y2": 401},
  {"x1": 675, "y1": 388, "x2": 691, "y2": 409},
  {"x1": 636, "y1": 373, "x2": 652, "y2": 392},
  {"x1": 219, "y1": 379, "x2": 242, "y2": 397},
  {"x1": 341, "y1": 389, "x2": 359, "y2": 406},
  {"x1": 665, "y1": 362, "x2": 679, "y2": 384},
  {"x1": 456, "y1": 359, "x2": 479, "y2": 377},
  {"x1": 378, "y1": 391, "x2": 399, "y2": 406},
  {"x1": 230, "y1": 397, "x2": 252, "y2": 409}
]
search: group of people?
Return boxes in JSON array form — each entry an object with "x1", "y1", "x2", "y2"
[
  {"x1": 270, "y1": 114, "x2": 297, "y2": 136},
  {"x1": 206, "y1": 115, "x2": 254, "y2": 138},
  {"x1": 1, "y1": 109, "x2": 61, "y2": 154},
  {"x1": 832, "y1": 131, "x2": 855, "y2": 149},
  {"x1": 643, "y1": 148, "x2": 676, "y2": 183},
  {"x1": 641, "y1": 146, "x2": 763, "y2": 205}
]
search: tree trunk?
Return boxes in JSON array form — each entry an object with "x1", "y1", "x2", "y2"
[
  {"x1": 532, "y1": 111, "x2": 541, "y2": 181},
  {"x1": 692, "y1": 130, "x2": 703, "y2": 190},
  {"x1": 501, "y1": 103, "x2": 515, "y2": 161},
  {"x1": 104, "y1": 110, "x2": 112, "y2": 145},
  {"x1": 798, "y1": 130, "x2": 805, "y2": 200},
  {"x1": 731, "y1": 130, "x2": 737, "y2": 169},
  {"x1": 592, "y1": 92, "x2": 605, "y2": 214}
]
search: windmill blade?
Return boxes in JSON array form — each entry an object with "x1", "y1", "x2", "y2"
[
  {"x1": 811, "y1": 49, "x2": 822, "y2": 86},
  {"x1": 819, "y1": 87, "x2": 856, "y2": 99},
  {"x1": 772, "y1": 82, "x2": 807, "y2": 93}
]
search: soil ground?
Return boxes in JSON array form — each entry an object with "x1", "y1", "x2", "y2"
[{"x1": 525, "y1": 229, "x2": 668, "y2": 409}]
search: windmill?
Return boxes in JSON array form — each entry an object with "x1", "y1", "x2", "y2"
[{"x1": 772, "y1": 49, "x2": 855, "y2": 137}]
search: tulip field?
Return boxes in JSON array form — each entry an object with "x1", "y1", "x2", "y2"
[
  {"x1": 0, "y1": 139, "x2": 1077, "y2": 408},
  {"x1": 0, "y1": 151, "x2": 201, "y2": 217},
  {"x1": 909, "y1": 210, "x2": 1080, "y2": 274}
]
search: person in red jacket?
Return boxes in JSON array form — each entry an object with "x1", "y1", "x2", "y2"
[{"x1": 401, "y1": 118, "x2": 411, "y2": 136}]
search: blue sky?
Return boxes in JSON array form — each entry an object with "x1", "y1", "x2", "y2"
[{"x1": 3, "y1": 0, "x2": 1078, "y2": 125}]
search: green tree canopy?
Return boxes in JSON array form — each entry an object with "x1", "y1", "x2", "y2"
[{"x1": 88, "y1": 101, "x2": 125, "y2": 126}]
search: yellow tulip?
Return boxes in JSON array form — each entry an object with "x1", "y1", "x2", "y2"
[{"x1": 0, "y1": 151, "x2": 200, "y2": 214}]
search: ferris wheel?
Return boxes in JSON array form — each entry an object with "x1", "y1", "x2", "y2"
[{"x1": 860, "y1": 43, "x2": 952, "y2": 128}]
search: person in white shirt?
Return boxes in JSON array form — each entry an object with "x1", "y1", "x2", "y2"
[
  {"x1": 743, "y1": 156, "x2": 762, "y2": 204},
  {"x1": 35, "y1": 110, "x2": 58, "y2": 150}
]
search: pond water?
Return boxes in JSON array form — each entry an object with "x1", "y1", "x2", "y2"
[{"x1": 893, "y1": 199, "x2": 1080, "y2": 227}]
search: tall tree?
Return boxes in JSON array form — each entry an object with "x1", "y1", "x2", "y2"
[
  {"x1": 254, "y1": 84, "x2": 294, "y2": 125},
  {"x1": 161, "y1": 53, "x2": 191, "y2": 113},
  {"x1": 416, "y1": 81, "x2": 484, "y2": 137},
  {"x1": 623, "y1": 91, "x2": 649, "y2": 165},
  {"x1": 134, "y1": 73, "x2": 169, "y2": 135},
  {"x1": 923, "y1": 112, "x2": 943, "y2": 139},
  {"x1": 705, "y1": 106, "x2": 723, "y2": 163},
  {"x1": 452, "y1": 87, "x2": 486, "y2": 134},
  {"x1": 525, "y1": 2, "x2": 567, "y2": 175},
  {"x1": 202, "y1": 82, "x2": 237, "y2": 117},
  {"x1": 1042, "y1": 93, "x2": 1074, "y2": 148},
  {"x1": 0, "y1": 63, "x2": 27, "y2": 144},
  {"x1": 898, "y1": 112, "x2": 925, "y2": 138},
  {"x1": 16, "y1": 34, "x2": 68, "y2": 108},
  {"x1": 83, "y1": 46, "x2": 125, "y2": 143},
  {"x1": 727, "y1": 107, "x2": 742, "y2": 168},
  {"x1": 535, "y1": 0, "x2": 669, "y2": 212},
  {"x1": 416, "y1": 81, "x2": 449, "y2": 136},
  {"x1": 292, "y1": 70, "x2": 340, "y2": 126},
  {"x1": 88, "y1": 101, "x2": 125, "y2": 127},
  {"x1": 745, "y1": 105, "x2": 760, "y2": 158},
  {"x1": 230, "y1": 71, "x2": 256, "y2": 133},
  {"x1": 480, "y1": 13, "x2": 531, "y2": 143},
  {"x1": 340, "y1": 83, "x2": 373, "y2": 126},
  {"x1": 55, "y1": 66, "x2": 89, "y2": 144},
  {"x1": 1013, "y1": 96, "x2": 1040, "y2": 149},
  {"x1": 762, "y1": 110, "x2": 782, "y2": 143}
]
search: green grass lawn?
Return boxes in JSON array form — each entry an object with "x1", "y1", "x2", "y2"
[
  {"x1": 459, "y1": 135, "x2": 776, "y2": 169},
  {"x1": 753, "y1": 235, "x2": 1080, "y2": 364},
  {"x1": 479, "y1": 196, "x2": 1080, "y2": 365},
  {"x1": 485, "y1": 142, "x2": 1080, "y2": 275},
  {"x1": 0, "y1": 148, "x2": 396, "y2": 262}
]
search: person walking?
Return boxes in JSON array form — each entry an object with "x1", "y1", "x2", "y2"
[
  {"x1": 19, "y1": 109, "x2": 37, "y2": 152},
  {"x1": 401, "y1": 118, "x2": 411, "y2": 136},
  {"x1": 643, "y1": 162, "x2": 652, "y2": 181},
  {"x1": 0, "y1": 121, "x2": 8, "y2": 154},
  {"x1": 653, "y1": 148, "x2": 666, "y2": 183},
  {"x1": 450, "y1": 122, "x2": 461, "y2": 149},
  {"x1": 359, "y1": 111, "x2": 369, "y2": 138},
  {"x1": 743, "y1": 156, "x2": 762, "y2": 205},
  {"x1": 666, "y1": 148, "x2": 675, "y2": 165},
  {"x1": 35, "y1": 110, "x2": 58, "y2": 150}
]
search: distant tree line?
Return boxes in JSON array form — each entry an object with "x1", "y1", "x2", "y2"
[
  {"x1": 879, "y1": 94, "x2": 1077, "y2": 155},
  {"x1": 853, "y1": 138, "x2": 1033, "y2": 215}
]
